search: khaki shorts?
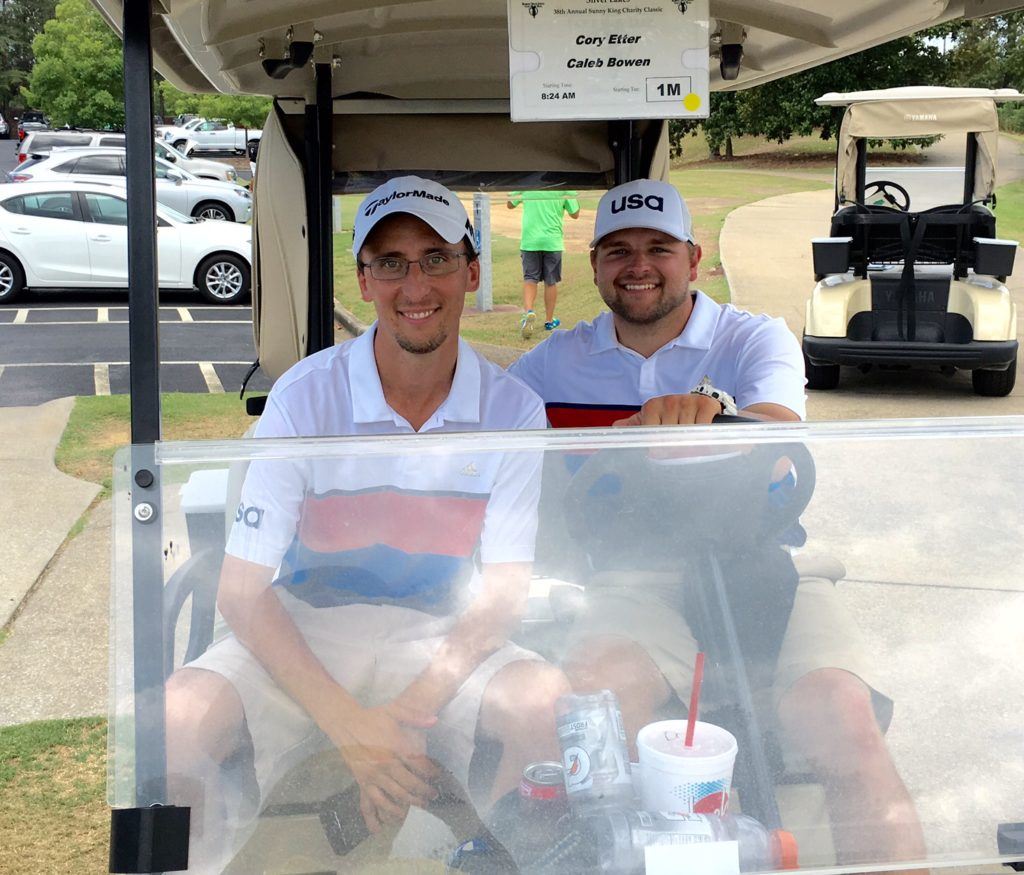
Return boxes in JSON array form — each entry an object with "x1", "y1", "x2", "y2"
[
  {"x1": 188, "y1": 591, "x2": 542, "y2": 804},
  {"x1": 561, "y1": 556, "x2": 892, "y2": 729}
]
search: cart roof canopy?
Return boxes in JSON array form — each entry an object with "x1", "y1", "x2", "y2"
[
  {"x1": 821, "y1": 86, "x2": 1024, "y2": 206},
  {"x1": 93, "y1": 0, "x2": 1024, "y2": 98}
]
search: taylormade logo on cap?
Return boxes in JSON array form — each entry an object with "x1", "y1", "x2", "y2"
[
  {"x1": 352, "y1": 175, "x2": 473, "y2": 258},
  {"x1": 591, "y1": 179, "x2": 694, "y2": 247},
  {"x1": 363, "y1": 187, "x2": 451, "y2": 217}
]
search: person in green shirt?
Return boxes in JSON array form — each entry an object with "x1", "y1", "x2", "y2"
[{"x1": 507, "y1": 190, "x2": 581, "y2": 338}]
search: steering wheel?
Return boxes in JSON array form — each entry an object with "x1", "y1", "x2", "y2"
[
  {"x1": 864, "y1": 179, "x2": 911, "y2": 211},
  {"x1": 562, "y1": 426, "x2": 816, "y2": 565}
]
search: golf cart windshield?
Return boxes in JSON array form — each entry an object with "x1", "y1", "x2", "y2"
[
  {"x1": 818, "y1": 87, "x2": 1024, "y2": 211},
  {"x1": 108, "y1": 419, "x2": 1024, "y2": 874}
]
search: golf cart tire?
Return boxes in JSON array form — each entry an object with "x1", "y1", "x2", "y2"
[
  {"x1": 0, "y1": 250, "x2": 26, "y2": 304},
  {"x1": 972, "y1": 357, "x2": 1017, "y2": 397},
  {"x1": 804, "y1": 352, "x2": 840, "y2": 390}
]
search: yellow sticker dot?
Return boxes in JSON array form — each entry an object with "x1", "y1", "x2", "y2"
[{"x1": 683, "y1": 92, "x2": 702, "y2": 112}]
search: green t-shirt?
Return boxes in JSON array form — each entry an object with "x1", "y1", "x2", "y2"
[{"x1": 509, "y1": 190, "x2": 580, "y2": 252}]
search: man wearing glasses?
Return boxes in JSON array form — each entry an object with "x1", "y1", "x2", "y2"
[{"x1": 165, "y1": 177, "x2": 569, "y2": 870}]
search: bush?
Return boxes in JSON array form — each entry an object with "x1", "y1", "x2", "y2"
[{"x1": 998, "y1": 103, "x2": 1024, "y2": 134}]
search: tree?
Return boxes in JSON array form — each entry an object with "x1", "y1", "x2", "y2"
[
  {"x1": 0, "y1": 0, "x2": 57, "y2": 115},
  {"x1": 21, "y1": 0, "x2": 124, "y2": 128},
  {"x1": 939, "y1": 12, "x2": 1024, "y2": 89},
  {"x1": 159, "y1": 80, "x2": 271, "y2": 128},
  {"x1": 670, "y1": 33, "x2": 949, "y2": 158}
]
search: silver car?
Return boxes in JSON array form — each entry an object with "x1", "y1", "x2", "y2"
[{"x1": 10, "y1": 148, "x2": 252, "y2": 223}]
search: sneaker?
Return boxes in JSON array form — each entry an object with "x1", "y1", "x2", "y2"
[
  {"x1": 544, "y1": 318, "x2": 561, "y2": 331},
  {"x1": 520, "y1": 310, "x2": 536, "y2": 339}
]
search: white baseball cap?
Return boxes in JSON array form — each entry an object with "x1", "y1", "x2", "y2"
[
  {"x1": 352, "y1": 175, "x2": 474, "y2": 258},
  {"x1": 590, "y1": 179, "x2": 695, "y2": 247}
]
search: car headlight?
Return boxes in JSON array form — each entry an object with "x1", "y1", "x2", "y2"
[{"x1": 237, "y1": 189, "x2": 252, "y2": 200}]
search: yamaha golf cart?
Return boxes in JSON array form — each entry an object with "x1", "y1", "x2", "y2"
[
  {"x1": 802, "y1": 86, "x2": 1021, "y2": 395},
  {"x1": 79, "y1": 1, "x2": 1024, "y2": 873}
]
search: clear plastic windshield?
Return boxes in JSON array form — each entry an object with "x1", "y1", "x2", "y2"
[
  {"x1": 864, "y1": 136, "x2": 970, "y2": 212},
  {"x1": 110, "y1": 418, "x2": 1024, "y2": 874}
]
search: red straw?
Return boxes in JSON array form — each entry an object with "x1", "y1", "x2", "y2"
[{"x1": 684, "y1": 652, "x2": 706, "y2": 747}]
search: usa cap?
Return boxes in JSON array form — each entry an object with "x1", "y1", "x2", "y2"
[
  {"x1": 352, "y1": 175, "x2": 475, "y2": 258},
  {"x1": 591, "y1": 179, "x2": 695, "y2": 247}
]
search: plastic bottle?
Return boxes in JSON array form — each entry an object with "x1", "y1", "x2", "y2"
[{"x1": 582, "y1": 809, "x2": 799, "y2": 873}]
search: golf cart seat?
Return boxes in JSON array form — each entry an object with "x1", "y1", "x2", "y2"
[{"x1": 828, "y1": 202, "x2": 998, "y2": 277}]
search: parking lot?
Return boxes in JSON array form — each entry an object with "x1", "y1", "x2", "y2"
[{"x1": 0, "y1": 294, "x2": 272, "y2": 405}]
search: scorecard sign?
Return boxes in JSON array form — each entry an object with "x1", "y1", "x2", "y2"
[{"x1": 508, "y1": 0, "x2": 710, "y2": 122}]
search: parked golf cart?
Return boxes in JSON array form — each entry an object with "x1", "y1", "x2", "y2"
[
  {"x1": 81, "y1": 2, "x2": 1024, "y2": 874},
  {"x1": 802, "y1": 86, "x2": 1021, "y2": 395}
]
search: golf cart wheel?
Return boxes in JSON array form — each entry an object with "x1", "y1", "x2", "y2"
[
  {"x1": 972, "y1": 357, "x2": 1017, "y2": 397},
  {"x1": 0, "y1": 250, "x2": 26, "y2": 304},
  {"x1": 192, "y1": 201, "x2": 234, "y2": 223},
  {"x1": 804, "y1": 352, "x2": 840, "y2": 390},
  {"x1": 196, "y1": 253, "x2": 250, "y2": 305}
]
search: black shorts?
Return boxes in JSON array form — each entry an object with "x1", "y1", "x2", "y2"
[{"x1": 521, "y1": 250, "x2": 563, "y2": 285}]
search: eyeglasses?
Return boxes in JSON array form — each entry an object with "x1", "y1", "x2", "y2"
[{"x1": 359, "y1": 250, "x2": 469, "y2": 281}]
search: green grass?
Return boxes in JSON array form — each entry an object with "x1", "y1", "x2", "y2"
[
  {"x1": 56, "y1": 393, "x2": 254, "y2": 496},
  {"x1": 0, "y1": 718, "x2": 108, "y2": 875},
  {"x1": 993, "y1": 179, "x2": 1024, "y2": 245},
  {"x1": 333, "y1": 169, "x2": 830, "y2": 350}
]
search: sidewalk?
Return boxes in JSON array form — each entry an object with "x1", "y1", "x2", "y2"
[{"x1": 0, "y1": 398, "x2": 106, "y2": 727}]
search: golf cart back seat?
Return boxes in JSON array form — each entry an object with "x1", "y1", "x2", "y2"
[{"x1": 829, "y1": 203, "x2": 996, "y2": 277}]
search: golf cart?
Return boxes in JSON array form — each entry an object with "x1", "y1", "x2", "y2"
[
  {"x1": 802, "y1": 86, "x2": 1021, "y2": 395},
  {"x1": 78, "y1": 2, "x2": 1024, "y2": 874}
]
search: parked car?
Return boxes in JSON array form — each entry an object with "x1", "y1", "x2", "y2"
[
  {"x1": 181, "y1": 118, "x2": 262, "y2": 155},
  {"x1": 161, "y1": 117, "x2": 206, "y2": 147},
  {"x1": 17, "y1": 110, "x2": 49, "y2": 142},
  {"x1": 0, "y1": 113, "x2": 9, "y2": 139},
  {"x1": 153, "y1": 140, "x2": 239, "y2": 182},
  {"x1": 18, "y1": 129, "x2": 127, "y2": 163},
  {"x1": 19, "y1": 133, "x2": 239, "y2": 182},
  {"x1": 8, "y1": 148, "x2": 253, "y2": 223},
  {"x1": 0, "y1": 180, "x2": 252, "y2": 304}
]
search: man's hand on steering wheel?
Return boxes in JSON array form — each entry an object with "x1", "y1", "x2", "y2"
[{"x1": 613, "y1": 393, "x2": 724, "y2": 426}]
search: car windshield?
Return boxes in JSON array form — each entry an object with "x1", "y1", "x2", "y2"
[
  {"x1": 159, "y1": 203, "x2": 197, "y2": 224},
  {"x1": 155, "y1": 156, "x2": 198, "y2": 181}
]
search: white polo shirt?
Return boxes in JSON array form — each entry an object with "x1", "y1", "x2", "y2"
[
  {"x1": 227, "y1": 326, "x2": 546, "y2": 614},
  {"x1": 509, "y1": 291, "x2": 806, "y2": 427}
]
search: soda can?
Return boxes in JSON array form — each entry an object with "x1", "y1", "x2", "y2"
[
  {"x1": 520, "y1": 761, "x2": 568, "y2": 802},
  {"x1": 555, "y1": 690, "x2": 633, "y2": 810}
]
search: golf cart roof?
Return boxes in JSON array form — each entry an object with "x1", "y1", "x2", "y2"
[
  {"x1": 826, "y1": 87, "x2": 1024, "y2": 207},
  {"x1": 816, "y1": 86, "x2": 1024, "y2": 107},
  {"x1": 91, "y1": 0, "x2": 1024, "y2": 98}
]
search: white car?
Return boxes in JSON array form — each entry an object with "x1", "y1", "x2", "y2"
[
  {"x1": 162, "y1": 117, "x2": 205, "y2": 148},
  {"x1": 0, "y1": 180, "x2": 252, "y2": 305},
  {"x1": 154, "y1": 139, "x2": 239, "y2": 183},
  {"x1": 11, "y1": 149, "x2": 252, "y2": 223},
  {"x1": 182, "y1": 118, "x2": 262, "y2": 155}
]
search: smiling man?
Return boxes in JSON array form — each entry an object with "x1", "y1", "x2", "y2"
[
  {"x1": 509, "y1": 179, "x2": 927, "y2": 871},
  {"x1": 164, "y1": 176, "x2": 569, "y2": 872}
]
